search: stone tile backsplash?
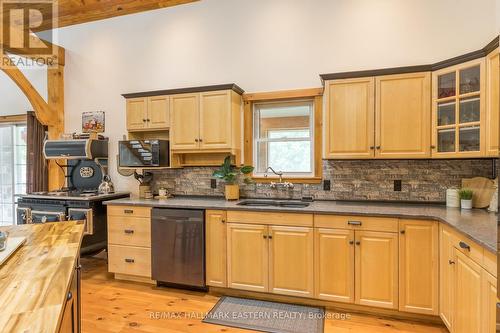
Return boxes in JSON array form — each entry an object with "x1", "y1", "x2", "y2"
[{"x1": 151, "y1": 159, "x2": 495, "y2": 203}]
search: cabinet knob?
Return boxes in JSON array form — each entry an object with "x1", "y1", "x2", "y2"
[
  {"x1": 147, "y1": 119, "x2": 150, "y2": 122},
  {"x1": 349, "y1": 240, "x2": 354, "y2": 245},
  {"x1": 376, "y1": 146, "x2": 381, "y2": 150},
  {"x1": 268, "y1": 235, "x2": 273, "y2": 240},
  {"x1": 199, "y1": 138, "x2": 203, "y2": 142},
  {"x1": 369, "y1": 146, "x2": 375, "y2": 150},
  {"x1": 195, "y1": 138, "x2": 199, "y2": 142},
  {"x1": 430, "y1": 145, "x2": 436, "y2": 149},
  {"x1": 400, "y1": 230, "x2": 405, "y2": 235},
  {"x1": 355, "y1": 241, "x2": 361, "y2": 245},
  {"x1": 142, "y1": 119, "x2": 146, "y2": 122},
  {"x1": 67, "y1": 291, "x2": 73, "y2": 301},
  {"x1": 263, "y1": 235, "x2": 267, "y2": 239},
  {"x1": 221, "y1": 219, "x2": 226, "y2": 223},
  {"x1": 449, "y1": 260, "x2": 455, "y2": 265}
]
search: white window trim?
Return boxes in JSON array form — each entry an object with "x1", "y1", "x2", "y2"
[{"x1": 252, "y1": 99, "x2": 315, "y2": 178}]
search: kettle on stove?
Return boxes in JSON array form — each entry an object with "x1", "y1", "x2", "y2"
[{"x1": 98, "y1": 175, "x2": 115, "y2": 194}]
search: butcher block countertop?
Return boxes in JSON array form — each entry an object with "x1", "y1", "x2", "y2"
[{"x1": 0, "y1": 221, "x2": 84, "y2": 333}]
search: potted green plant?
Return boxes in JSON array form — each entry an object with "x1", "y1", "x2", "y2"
[
  {"x1": 212, "y1": 156, "x2": 254, "y2": 200},
  {"x1": 459, "y1": 188, "x2": 473, "y2": 210}
]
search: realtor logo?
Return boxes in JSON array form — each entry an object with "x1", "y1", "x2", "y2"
[{"x1": 0, "y1": 0, "x2": 57, "y2": 67}]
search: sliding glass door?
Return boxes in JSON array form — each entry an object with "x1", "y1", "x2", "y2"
[{"x1": 0, "y1": 124, "x2": 27, "y2": 226}]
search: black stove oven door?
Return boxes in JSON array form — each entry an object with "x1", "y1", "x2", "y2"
[{"x1": 31, "y1": 210, "x2": 66, "y2": 223}]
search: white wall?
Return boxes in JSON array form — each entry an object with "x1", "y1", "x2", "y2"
[
  {"x1": 1, "y1": 0, "x2": 498, "y2": 192},
  {"x1": 0, "y1": 65, "x2": 47, "y2": 116}
]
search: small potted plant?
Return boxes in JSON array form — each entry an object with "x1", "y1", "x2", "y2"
[
  {"x1": 459, "y1": 188, "x2": 473, "y2": 210},
  {"x1": 212, "y1": 156, "x2": 254, "y2": 200}
]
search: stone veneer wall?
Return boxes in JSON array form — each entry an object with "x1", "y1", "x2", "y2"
[{"x1": 150, "y1": 159, "x2": 495, "y2": 203}]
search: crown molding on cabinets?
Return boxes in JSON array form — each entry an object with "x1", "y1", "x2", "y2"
[
  {"x1": 320, "y1": 35, "x2": 499, "y2": 82},
  {"x1": 122, "y1": 83, "x2": 244, "y2": 99}
]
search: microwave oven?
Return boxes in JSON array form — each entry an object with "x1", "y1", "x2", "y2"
[{"x1": 118, "y1": 140, "x2": 169, "y2": 167}]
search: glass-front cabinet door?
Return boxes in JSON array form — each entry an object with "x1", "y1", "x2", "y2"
[{"x1": 432, "y1": 59, "x2": 485, "y2": 157}]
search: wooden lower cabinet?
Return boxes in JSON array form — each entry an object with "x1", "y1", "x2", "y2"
[
  {"x1": 398, "y1": 220, "x2": 438, "y2": 315},
  {"x1": 453, "y1": 249, "x2": 483, "y2": 333},
  {"x1": 227, "y1": 223, "x2": 269, "y2": 292},
  {"x1": 269, "y1": 226, "x2": 314, "y2": 298},
  {"x1": 355, "y1": 230, "x2": 398, "y2": 309},
  {"x1": 481, "y1": 270, "x2": 498, "y2": 333},
  {"x1": 314, "y1": 228, "x2": 354, "y2": 303},
  {"x1": 205, "y1": 210, "x2": 227, "y2": 287},
  {"x1": 439, "y1": 225, "x2": 455, "y2": 331},
  {"x1": 58, "y1": 263, "x2": 80, "y2": 333}
]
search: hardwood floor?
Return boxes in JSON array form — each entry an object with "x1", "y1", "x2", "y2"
[{"x1": 81, "y1": 253, "x2": 448, "y2": 333}]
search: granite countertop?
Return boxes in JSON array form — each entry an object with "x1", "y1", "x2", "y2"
[
  {"x1": 0, "y1": 221, "x2": 84, "y2": 333},
  {"x1": 104, "y1": 196, "x2": 498, "y2": 253}
]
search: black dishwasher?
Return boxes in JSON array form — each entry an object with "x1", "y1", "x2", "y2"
[{"x1": 151, "y1": 208, "x2": 206, "y2": 289}]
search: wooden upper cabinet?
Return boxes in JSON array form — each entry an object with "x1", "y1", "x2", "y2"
[
  {"x1": 486, "y1": 48, "x2": 499, "y2": 157},
  {"x1": 375, "y1": 72, "x2": 431, "y2": 158},
  {"x1": 324, "y1": 78, "x2": 375, "y2": 159},
  {"x1": 205, "y1": 210, "x2": 227, "y2": 288},
  {"x1": 269, "y1": 226, "x2": 314, "y2": 298},
  {"x1": 226, "y1": 223, "x2": 269, "y2": 293},
  {"x1": 314, "y1": 228, "x2": 354, "y2": 303},
  {"x1": 453, "y1": 249, "x2": 483, "y2": 333},
  {"x1": 398, "y1": 220, "x2": 438, "y2": 315},
  {"x1": 481, "y1": 270, "x2": 498, "y2": 333},
  {"x1": 439, "y1": 225, "x2": 455, "y2": 331},
  {"x1": 126, "y1": 97, "x2": 147, "y2": 131},
  {"x1": 147, "y1": 96, "x2": 170, "y2": 129},
  {"x1": 170, "y1": 93, "x2": 200, "y2": 150},
  {"x1": 355, "y1": 230, "x2": 398, "y2": 309},
  {"x1": 432, "y1": 59, "x2": 486, "y2": 158},
  {"x1": 199, "y1": 91, "x2": 232, "y2": 149}
]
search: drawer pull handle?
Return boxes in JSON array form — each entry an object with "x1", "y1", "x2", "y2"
[
  {"x1": 124, "y1": 229, "x2": 134, "y2": 234},
  {"x1": 449, "y1": 260, "x2": 455, "y2": 265},
  {"x1": 348, "y1": 221, "x2": 362, "y2": 226},
  {"x1": 459, "y1": 241, "x2": 470, "y2": 251},
  {"x1": 124, "y1": 209, "x2": 134, "y2": 214},
  {"x1": 124, "y1": 258, "x2": 135, "y2": 263}
]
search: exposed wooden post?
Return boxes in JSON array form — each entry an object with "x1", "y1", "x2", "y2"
[{"x1": 47, "y1": 63, "x2": 65, "y2": 190}]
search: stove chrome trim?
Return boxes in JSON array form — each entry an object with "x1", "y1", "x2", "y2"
[{"x1": 68, "y1": 208, "x2": 94, "y2": 235}]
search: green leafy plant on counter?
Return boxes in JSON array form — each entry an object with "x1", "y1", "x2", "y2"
[
  {"x1": 458, "y1": 188, "x2": 473, "y2": 200},
  {"x1": 212, "y1": 156, "x2": 254, "y2": 185}
]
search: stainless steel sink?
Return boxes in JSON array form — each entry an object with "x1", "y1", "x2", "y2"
[{"x1": 236, "y1": 200, "x2": 310, "y2": 208}]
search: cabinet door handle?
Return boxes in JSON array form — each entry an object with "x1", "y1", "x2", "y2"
[
  {"x1": 221, "y1": 219, "x2": 226, "y2": 223},
  {"x1": 199, "y1": 138, "x2": 203, "y2": 142},
  {"x1": 124, "y1": 229, "x2": 134, "y2": 234},
  {"x1": 195, "y1": 138, "x2": 199, "y2": 142},
  {"x1": 355, "y1": 241, "x2": 361, "y2": 245},
  {"x1": 348, "y1": 220, "x2": 362, "y2": 226},
  {"x1": 376, "y1": 146, "x2": 381, "y2": 150},
  {"x1": 268, "y1": 235, "x2": 273, "y2": 240},
  {"x1": 263, "y1": 235, "x2": 267, "y2": 239},
  {"x1": 430, "y1": 145, "x2": 436, "y2": 149},
  {"x1": 369, "y1": 146, "x2": 375, "y2": 150},
  {"x1": 124, "y1": 258, "x2": 135, "y2": 263},
  {"x1": 124, "y1": 209, "x2": 134, "y2": 214},
  {"x1": 349, "y1": 240, "x2": 354, "y2": 245},
  {"x1": 142, "y1": 119, "x2": 146, "y2": 122},
  {"x1": 449, "y1": 260, "x2": 455, "y2": 265},
  {"x1": 400, "y1": 230, "x2": 405, "y2": 235},
  {"x1": 67, "y1": 291, "x2": 73, "y2": 301},
  {"x1": 147, "y1": 119, "x2": 150, "y2": 122},
  {"x1": 459, "y1": 241, "x2": 471, "y2": 251}
]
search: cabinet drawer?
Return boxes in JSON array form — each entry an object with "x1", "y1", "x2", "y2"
[
  {"x1": 451, "y1": 231, "x2": 484, "y2": 265},
  {"x1": 227, "y1": 211, "x2": 313, "y2": 227},
  {"x1": 314, "y1": 215, "x2": 398, "y2": 232},
  {"x1": 108, "y1": 216, "x2": 151, "y2": 247},
  {"x1": 107, "y1": 205, "x2": 151, "y2": 218},
  {"x1": 483, "y1": 250, "x2": 497, "y2": 278},
  {"x1": 108, "y1": 245, "x2": 151, "y2": 278}
]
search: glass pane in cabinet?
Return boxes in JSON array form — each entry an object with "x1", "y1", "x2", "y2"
[
  {"x1": 459, "y1": 126, "x2": 480, "y2": 151},
  {"x1": 437, "y1": 101, "x2": 455, "y2": 126},
  {"x1": 459, "y1": 66, "x2": 480, "y2": 94},
  {"x1": 459, "y1": 97, "x2": 480, "y2": 123},
  {"x1": 437, "y1": 129, "x2": 455, "y2": 153},
  {"x1": 438, "y1": 72, "x2": 456, "y2": 98}
]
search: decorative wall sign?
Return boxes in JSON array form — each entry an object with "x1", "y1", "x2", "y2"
[{"x1": 82, "y1": 111, "x2": 105, "y2": 133}]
